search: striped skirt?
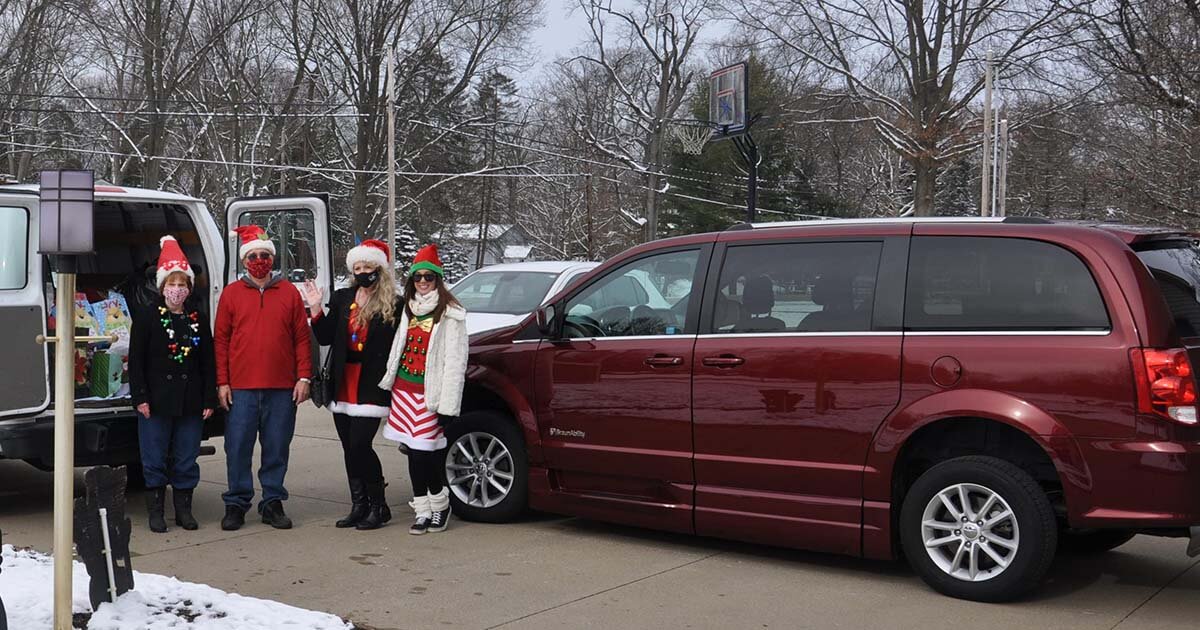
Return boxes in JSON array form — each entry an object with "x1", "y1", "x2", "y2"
[{"x1": 383, "y1": 379, "x2": 447, "y2": 451}]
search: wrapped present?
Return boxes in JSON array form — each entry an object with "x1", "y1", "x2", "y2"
[
  {"x1": 89, "y1": 350, "x2": 124, "y2": 399},
  {"x1": 92, "y1": 293, "x2": 132, "y2": 354}
]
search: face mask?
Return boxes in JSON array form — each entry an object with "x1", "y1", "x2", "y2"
[
  {"x1": 163, "y1": 286, "x2": 190, "y2": 308},
  {"x1": 245, "y1": 257, "x2": 273, "y2": 279},
  {"x1": 355, "y1": 271, "x2": 380, "y2": 288}
]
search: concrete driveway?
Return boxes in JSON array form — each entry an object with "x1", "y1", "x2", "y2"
[{"x1": 2, "y1": 405, "x2": 1198, "y2": 629}]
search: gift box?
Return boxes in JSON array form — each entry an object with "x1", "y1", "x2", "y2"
[{"x1": 88, "y1": 350, "x2": 124, "y2": 399}]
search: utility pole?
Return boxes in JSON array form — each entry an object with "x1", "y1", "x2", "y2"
[
  {"x1": 998, "y1": 118, "x2": 1009, "y2": 217},
  {"x1": 385, "y1": 46, "x2": 396, "y2": 267},
  {"x1": 585, "y1": 173, "x2": 594, "y2": 259},
  {"x1": 980, "y1": 50, "x2": 993, "y2": 217}
]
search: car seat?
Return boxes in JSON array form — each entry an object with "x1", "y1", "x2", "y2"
[
  {"x1": 797, "y1": 273, "x2": 868, "y2": 331},
  {"x1": 736, "y1": 275, "x2": 786, "y2": 332}
]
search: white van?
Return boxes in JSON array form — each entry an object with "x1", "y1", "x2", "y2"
[{"x1": 0, "y1": 184, "x2": 333, "y2": 473}]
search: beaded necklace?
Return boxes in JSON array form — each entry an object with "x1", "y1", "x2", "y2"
[{"x1": 158, "y1": 305, "x2": 202, "y2": 363}]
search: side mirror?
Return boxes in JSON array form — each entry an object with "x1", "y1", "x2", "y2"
[{"x1": 535, "y1": 304, "x2": 557, "y2": 337}]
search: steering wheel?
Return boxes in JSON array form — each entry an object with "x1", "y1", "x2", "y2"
[{"x1": 564, "y1": 315, "x2": 605, "y2": 338}]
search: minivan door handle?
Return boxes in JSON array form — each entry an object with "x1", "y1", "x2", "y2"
[
  {"x1": 703, "y1": 355, "x2": 745, "y2": 368},
  {"x1": 644, "y1": 355, "x2": 684, "y2": 367}
]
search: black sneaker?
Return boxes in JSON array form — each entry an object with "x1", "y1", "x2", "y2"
[
  {"x1": 428, "y1": 507, "x2": 450, "y2": 533},
  {"x1": 261, "y1": 500, "x2": 293, "y2": 529},
  {"x1": 409, "y1": 516, "x2": 431, "y2": 535},
  {"x1": 221, "y1": 505, "x2": 246, "y2": 531}
]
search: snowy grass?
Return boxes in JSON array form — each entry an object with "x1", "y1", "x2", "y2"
[{"x1": 0, "y1": 545, "x2": 355, "y2": 630}]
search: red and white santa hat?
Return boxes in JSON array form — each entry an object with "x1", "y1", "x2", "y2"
[
  {"x1": 157, "y1": 235, "x2": 194, "y2": 288},
  {"x1": 345, "y1": 239, "x2": 390, "y2": 273},
  {"x1": 231, "y1": 224, "x2": 276, "y2": 260}
]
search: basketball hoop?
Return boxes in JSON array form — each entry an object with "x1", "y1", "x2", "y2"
[{"x1": 670, "y1": 120, "x2": 715, "y2": 155}]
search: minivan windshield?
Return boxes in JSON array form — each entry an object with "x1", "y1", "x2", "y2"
[
  {"x1": 453, "y1": 270, "x2": 558, "y2": 314},
  {"x1": 1136, "y1": 240, "x2": 1200, "y2": 338}
]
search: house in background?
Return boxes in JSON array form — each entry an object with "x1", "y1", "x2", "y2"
[{"x1": 447, "y1": 223, "x2": 534, "y2": 272}]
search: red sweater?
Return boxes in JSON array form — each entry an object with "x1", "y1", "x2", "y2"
[{"x1": 215, "y1": 275, "x2": 313, "y2": 389}]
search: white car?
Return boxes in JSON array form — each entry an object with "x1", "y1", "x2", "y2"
[{"x1": 452, "y1": 261, "x2": 600, "y2": 335}]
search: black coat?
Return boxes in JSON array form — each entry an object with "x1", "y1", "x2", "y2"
[
  {"x1": 311, "y1": 288, "x2": 403, "y2": 409},
  {"x1": 128, "y1": 299, "x2": 218, "y2": 417}
]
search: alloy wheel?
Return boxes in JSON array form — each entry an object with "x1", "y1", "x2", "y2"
[
  {"x1": 445, "y1": 431, "x2": 515, "y2": 509},
  {"x1": 920, "y1": 482, "x2": 1020, "y2": 582}
]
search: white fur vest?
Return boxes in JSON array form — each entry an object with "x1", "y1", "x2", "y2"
[{"x1": 378, "y1": 303, "x2": 469, "y2": 417}]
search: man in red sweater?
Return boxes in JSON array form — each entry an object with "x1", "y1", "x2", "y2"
[{"x1": 215, "y1": 224, "x2": 312, "y2": 531}]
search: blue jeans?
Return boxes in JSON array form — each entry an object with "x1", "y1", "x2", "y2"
[
  {"x1": 222, "y1": 389, "x2": 297, "y2": 513},
  {"x1": 137, "y1": 413, "x2": 204, "y2": 489}
]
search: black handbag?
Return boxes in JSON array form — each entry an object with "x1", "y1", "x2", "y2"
[{"x1": 310, "y1": 350, "x2": 334, "y2": 408}]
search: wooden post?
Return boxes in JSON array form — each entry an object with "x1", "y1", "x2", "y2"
[
  {"x1": 386, "y1": 46, "x2": 396, "y2": 268},
  {"x1": 981, "y1": 50, "x2": 992, "y2": 217}
]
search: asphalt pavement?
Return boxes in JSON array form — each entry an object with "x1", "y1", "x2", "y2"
[{"x1": 1, "y1": 405, "x2": 1198, "y2": 629}]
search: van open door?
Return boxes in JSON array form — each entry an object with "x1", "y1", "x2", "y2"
[
  {"x1": 0, "y1": 190, "x2": 51, "y2": 418},
  {"x1": 224, "y1": 195, "x2": 334, "y2": 297}
]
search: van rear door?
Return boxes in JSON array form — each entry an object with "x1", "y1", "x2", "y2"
[
  {"x1": 224, "y1": 195, "x2": 334, "y2": 295},
  {"x1": 0, "y1": 190, "x2": 51, "y2": 418}
]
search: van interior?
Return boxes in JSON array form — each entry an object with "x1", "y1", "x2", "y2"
[{"x1": 45, "y1": 200, "x2": 211, "y2": 408}]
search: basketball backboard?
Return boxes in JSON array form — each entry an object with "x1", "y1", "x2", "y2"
[{"x1": 709, "y1": 62, "x2": 748, "y2": 139}]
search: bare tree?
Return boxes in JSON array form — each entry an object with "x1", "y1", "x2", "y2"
[
  {"x1": 571, "y1": 0, "x2": 711, "y2": 239},
  {"x1": 734, "y1": 0, "x2": 1072, "y2": 216}
]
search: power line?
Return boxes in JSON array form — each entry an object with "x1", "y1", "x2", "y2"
[
  {"x1": 2, "y1": 105, "x2": 368, "y2": 118},
  {"x1": 0, "y1": 90, "x2": 357, "y2": 110}
]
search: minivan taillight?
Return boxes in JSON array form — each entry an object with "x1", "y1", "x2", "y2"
[{"x1": 1132, "y1": 348, "x2": 1199, "y2": 424}]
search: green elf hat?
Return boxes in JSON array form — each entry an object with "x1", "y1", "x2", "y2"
[{"x1": 409, "y1": 243, "x2": 444, "y2": 277}]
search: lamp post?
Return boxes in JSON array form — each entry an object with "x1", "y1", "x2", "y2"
[{"x1": 36, "y1": 169, "x2": 104, "y2": 630}]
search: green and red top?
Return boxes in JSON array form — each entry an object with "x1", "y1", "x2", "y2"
[{"x1": 396, "y1": 313, "x2": 435, "y2": 384}]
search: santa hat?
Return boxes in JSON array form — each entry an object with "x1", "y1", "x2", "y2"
[
  {"x1": 231, "y1": 224, "x2": 276, "y2": 260},
  {"x1": 346, "y1": 239, "x2": 390, "y2": 273},
  {"x1": 409, "y1": 244, "x2": 444, "y2": 277},
  {"x1": 156, "y1": 235, "x2": 195, "y2": 288}
]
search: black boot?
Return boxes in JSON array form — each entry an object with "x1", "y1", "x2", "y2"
[
  {"x1": 336, "y1": 479, "x2": 370, "y2": 529},
  {"x1": 261, "y1": 500, "x2": 293, "y2": 529},
  {"x1": 355, "y1": 481, "x2": 391, "y2": 530},
  {"x1": 146, "y1": 487, "x2": 167, "y2": 533},
  {"x1": 173, "y1": 488, "x2": 199, "y2": 530},
  {"x1": 221, "y1": 505, "x2": 246, "y2": 531}
]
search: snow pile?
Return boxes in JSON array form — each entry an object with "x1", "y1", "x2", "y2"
[{"x1": 0, "y1": 545, "x2": 353, "y2": 630}]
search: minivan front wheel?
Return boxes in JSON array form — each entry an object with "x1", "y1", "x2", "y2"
[
  {"x1": 443, "y1": 411, "x2": 528, "y2": 523},
  {"x1": 900, "y1": 456, "x2": 1057, "y2": 602}
]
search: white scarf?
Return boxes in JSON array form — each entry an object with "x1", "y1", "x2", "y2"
[{"x1": 409, "y1": 291, "x2": 439, "y2": 317}]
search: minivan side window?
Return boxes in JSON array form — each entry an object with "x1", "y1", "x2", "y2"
[
  {"x1": 0, "y1": 206, "x2": 28, "y2": 290},
  {"x1": 564, "y1": 250, "x2": 699, "y2": 337},
  {"x1": 905, "y1": 237, "x2": 1109, "y2": 331},
  {"x1": 710, "y1": 241, "x2": 882, "y2": 333}
]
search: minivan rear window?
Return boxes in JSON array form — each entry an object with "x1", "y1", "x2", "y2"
[
  {"x1": 905, "y1": 237, "x2": 1109, "y2": 331},
  {"x1": 1135, "y1": 240, "x2": 1200, "y2": 338},
  {"x1": 0, "y1": 206, "x2": 28, "y2": 289}
]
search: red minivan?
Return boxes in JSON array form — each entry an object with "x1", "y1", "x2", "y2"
[{"x1": 440, "y1": 217, "x2": 1200, "y2": 602}]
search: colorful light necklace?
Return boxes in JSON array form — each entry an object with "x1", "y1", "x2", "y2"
[
  {"x1": 349, "y1": 302, "x2": 364, "y2": 351},
  {"x1": 158, "y1": 305, "x2": 202, "y2": 363}
]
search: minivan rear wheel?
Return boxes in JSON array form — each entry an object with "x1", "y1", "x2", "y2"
[
  {"x1": 443, "y1": 411, "x2": 528, "y2": 523},
  {"x1": 900, "y1": 456, "x2": 1057, "y2": 602}
]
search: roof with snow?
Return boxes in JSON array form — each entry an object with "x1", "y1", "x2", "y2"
[
  {"x1": 503, "y1": 245, "x2": 533, "y2": 259},
  {"x1": 451, "y1": 223, "x2": 515, "y2": 241}
]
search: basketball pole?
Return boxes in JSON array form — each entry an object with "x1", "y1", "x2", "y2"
[
  {"x1": 730, "y1": 114, "x2": 761, "y2": 224},
  {"x1": 385, "y1": 46, "x2": 396, "y2": 266}
]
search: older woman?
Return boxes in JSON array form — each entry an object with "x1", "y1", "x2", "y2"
[
  {"x1": 379, "y1": 244, "x2": 469, "y2": 535},
  {"x1": 128, "y1": 236, "x2": 217, "y2": 533},
  {"x1": 302, "y1": 239, "x2": 404, "y2": 530}
]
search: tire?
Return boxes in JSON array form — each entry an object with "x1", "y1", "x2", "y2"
[
  {"x1": 442, "y1": 411, "x2": 528, "y2": 523},
  {"x1": 899, "y1": 456, "x2": 1057, "y2": 602},
  {"x1": 1059, "y1": 529, "x2": 1136, "y2": 554}
]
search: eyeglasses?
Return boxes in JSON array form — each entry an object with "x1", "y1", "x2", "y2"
[
  {"x1": 412, "y1": 272, "x2": 438, "y2": 283},
  {"x1": 247, "y1": 253, "x2": 273, "y2": 262}
]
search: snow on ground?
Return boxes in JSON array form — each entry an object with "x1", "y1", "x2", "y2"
[{"x1": 0, "y1": 545, "x2": 353, "y2": 630}]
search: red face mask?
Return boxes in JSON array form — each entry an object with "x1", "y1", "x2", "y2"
[{"x1": 245, "y1": 256, "x2": 273, "y2": 279}]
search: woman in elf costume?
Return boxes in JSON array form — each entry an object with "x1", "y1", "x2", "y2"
[
  {"x1": 128, "y1": 236, "x2": 217, "y2": 533},
  {"x1": 379, "y1": 244, "x2": 469, "y2": 535},
  {"x1": 302, "y1": 239, "x2": 404, "y2": 530}
]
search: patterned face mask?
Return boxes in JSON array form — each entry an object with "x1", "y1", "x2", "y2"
[
  {"x1": 163, "y1": 286, "x2": 190, "y2": 308},
  {"x1": 245, "y1": 257, "x2": 273, "y2": 279}
]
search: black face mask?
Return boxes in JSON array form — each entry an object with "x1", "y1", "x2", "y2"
[{"x1": 355, "y1": 271, "x2": 380, "y2": 288}]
